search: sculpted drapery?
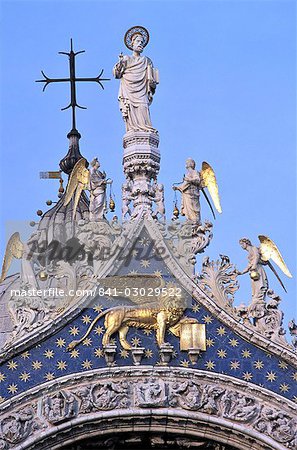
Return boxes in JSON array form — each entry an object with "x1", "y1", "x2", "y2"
[
  {"x1": 180, "y1": 171, "x2": 201, "y2": 223},
  {"x1": 237, "y1": 238, "x2": 269, "y2": 304},
  {"x1": 174, "y1": 159, "x2": 202, "y2": 223},
  {"x1": 89, "y1": 158, "x2": 109, "y2": 220},
  {"x1": 113, "y1": 30, "x2": 158, "y2": 133}
]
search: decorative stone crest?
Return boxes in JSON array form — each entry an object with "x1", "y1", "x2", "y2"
[
  {"x1": 2, "y1": 258, "x2": 95, "y2": 352},
  {"x1": 76, "y1": 217, "x2": 124, "y2": 270}
]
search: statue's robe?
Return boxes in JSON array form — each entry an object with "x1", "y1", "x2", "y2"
[
  {"x1": 113, "y1": 55, "x2": 157, "y2": 133},
  {"x1": 89, "y1": 168, "x2": 106, "y2": 220},
  {"x1": 179, "y1": 170, "x2": 201, "y2": 223},
  {"x1": 248, "y1": 247, "x2": 268, "y2": 304}
]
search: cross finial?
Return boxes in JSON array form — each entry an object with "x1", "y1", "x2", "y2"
[{"x1": 36, "y1": 39, "x2": 110, "y2": 133}]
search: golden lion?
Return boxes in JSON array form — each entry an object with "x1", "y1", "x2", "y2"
[{"x1": 68, "y1": 299, "x2": 186, "y2": 351}]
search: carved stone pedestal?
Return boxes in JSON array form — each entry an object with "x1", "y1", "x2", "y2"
[
  {"x1": 131, "y1": 347, "x2": 145, "y2": 365},
  {"x1": 104, "y1": 344, "x2": 117, "y2": 366},
  {"x1": 122, "y1": 131, "x2": 160, "y2": 216},
  {"x1": 188, "y1": 348, "x2": 201, "y2": 365},
  {"x1": 159, "y1": 344, "x2": 174, "y2": 365}
]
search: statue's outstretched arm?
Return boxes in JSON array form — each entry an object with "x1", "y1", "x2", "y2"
[
  {"x1": 173, "y1": 181, "x2": 190, "y2": 193},
  {"x1": 236, "y1": 265, "x2": 251, "y2": 276},
  {"x1": 113, "y1": 54, "x2": 127, "y2": 79}
]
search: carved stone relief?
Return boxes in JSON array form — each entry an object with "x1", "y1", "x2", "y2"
[
  {"x1": 42, "y1": 389, "x2": 78, "y2": 424},
  {"x1": 0, "y1": 368, "x2": 296, "y2": 449},
  {"x1": 0, "y1": 406, "x2": 44, "y2": 447}
]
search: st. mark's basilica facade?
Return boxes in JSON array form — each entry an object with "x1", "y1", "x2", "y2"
[{"x1": 0, "y1": 27, "x2": 296, "y2": 450}]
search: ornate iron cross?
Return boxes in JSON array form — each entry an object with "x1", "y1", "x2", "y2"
[{"x1": 36, "y1": 39, "x2": 109, "y2": 131}]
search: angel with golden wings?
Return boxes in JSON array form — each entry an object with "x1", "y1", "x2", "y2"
[
  {"x1": 172, "y1": 158, "x2": 222, "y2": 223},
  {"x1": 64, "y1": 157, "x2": 112, "y2": 221},
  {"x1": 237, "y1": 236, "x2": 292, "y2": 304},
  {"x1": 0, "y1": 232, "x2": 39, "y2": 289}
]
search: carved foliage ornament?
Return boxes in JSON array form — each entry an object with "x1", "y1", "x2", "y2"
[
  {"x1": 196, "y1": 254, "x2": 239, "y2": 310},
  {"x1": 167, "y1": 221, "x2": 213, "y2": 272}
]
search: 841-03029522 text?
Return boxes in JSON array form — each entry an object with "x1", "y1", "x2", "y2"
[
  {"x1": 97, "y1": 287, "x2": 182, "y2": 297},
  {"x1": 9, "y1": 287, "x2": 182, "y2": 299}
]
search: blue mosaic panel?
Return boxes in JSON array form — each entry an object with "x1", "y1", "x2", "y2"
[{"x1": 0, "y1": 230, "x2": 296, "y2": 404}]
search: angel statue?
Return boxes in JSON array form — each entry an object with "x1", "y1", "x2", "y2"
[
  {"x1": 172, "y1": 159, "x2": 222, "y2": 224},
  {"x1": 236, "y1": 236, "x2": 292, "y2": 304},
  {"x1": 0, "y1": 232, "x2": 50, "y2": 338},
  {"x1": 64, "y1": 157, "x2": 112, "y2": 221},
  {"x1": 0, "y1": 232, "x2": 38, "y2": 287},
  {"x1": 0, "y1": 232, "x2": 24, "y2": 284},
  {"x1": 113, "y1": 26, "x2": 159, "y2": 133}
]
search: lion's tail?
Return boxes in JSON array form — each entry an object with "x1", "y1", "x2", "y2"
[{"x1": 67, "y1": 308, "x2": 112, "y2": 351}]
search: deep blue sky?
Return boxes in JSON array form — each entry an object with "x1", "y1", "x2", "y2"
[{"x1": 0, "y1": 1, "x2": 296, "y2": 328}]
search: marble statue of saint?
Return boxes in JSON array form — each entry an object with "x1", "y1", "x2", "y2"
[
  {"x1": 173, "y1": 158, "x2": 202, "y2": 223},
  {"x1": 89, "y1": 158, "x2": 112, "y2": 220},
  {"x1": 113, "y1": 26, "x2": 159, "y2": 133}
]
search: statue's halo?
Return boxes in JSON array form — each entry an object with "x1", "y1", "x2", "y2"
[{"x1": 124, "y1": 26, "x2": 150, "y2": 50}]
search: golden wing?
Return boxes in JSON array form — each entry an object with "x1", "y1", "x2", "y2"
[
  {"x1": 71, "y1": 184, "x2": 84, "y2": 220},
  {"x1": 200, "y1": 161, "x2": 222, "y2": 213},
  {"x1": 0, "y1": 232, "x2": 24, "y2": 283},
  {"x1": 63, "y1": 158, "x2": 90, "y2": 207},
  {"x1": 259, "y1": 235, "x2": 292, "y2": 278},
  {"x1": 98, "y1": 274, "x2": 165, "y2": 307}
]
